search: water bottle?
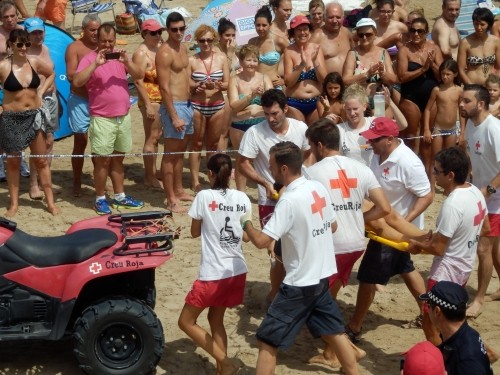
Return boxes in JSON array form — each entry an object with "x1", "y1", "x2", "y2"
[{"x1": 373, "y1": 92, "x2": 385, "y2": 117}]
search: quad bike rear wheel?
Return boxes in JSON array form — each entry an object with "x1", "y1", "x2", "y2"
[{"x1": 73, "y1": 297, "x2": 164, "y2": 375}]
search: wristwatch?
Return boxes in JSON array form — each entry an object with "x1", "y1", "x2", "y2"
[{"x1": 487, "y1": 185, "x2": 497, "y2": 195}]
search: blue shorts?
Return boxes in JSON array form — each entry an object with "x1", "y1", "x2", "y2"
[
  {"x1": 160, "y1": 101, "x2": 194, "y2": 139},
  {"x1": 357, "y1": 240, "x2": 415, "y2": 285},
  {"x1": 256, "y1": 278, "x2": 345, "y2": 349},
  {"x1": 0, "y1": 86, "x2": 3, "y2": 105},
  {"x1": 68, "y1": 93, "x2": 90, "y2": 134}
]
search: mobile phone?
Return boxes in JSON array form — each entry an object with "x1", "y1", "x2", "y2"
[{"x1": 105, "y1": 51, "x2": 120, "y2": 60}]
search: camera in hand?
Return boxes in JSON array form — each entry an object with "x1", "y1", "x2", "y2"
[{"x1": 105, "y1": 51, "x2": 120, "y2": 60}]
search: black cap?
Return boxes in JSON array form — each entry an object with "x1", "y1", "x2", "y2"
[{"x1": 419, "y1": 281, "x2": 468, "y2": 311}]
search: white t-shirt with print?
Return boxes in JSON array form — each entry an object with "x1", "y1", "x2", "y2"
[
  {"x1": 337, "y1": 116, "x2": 375, "y2": 166},
  {"x1": 370, "y1": 141, "x2": 431, "y2": 229},
  {"x1": 188, "y1": 189, "x2": 251, "y2": 281},
  {"x1": 430, "y1": 184, "x2": 487, "y2": 285},
  {"x1": 465, "y1": 114, "x2": 500, "y2": 214},
  {"x1": 262, "y1": 177, "x2": 337, "y2": 287},
  {"x1": 305, "y1": 155, "x2": 380, "y2": 254},
  {"x1": 238, "y1": 118, "x2": 310, "y2": 205}
]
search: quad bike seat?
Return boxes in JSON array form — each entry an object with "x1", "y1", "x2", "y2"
[{"x1": 5, "y1": 228, "x2": 118, "y2": 267}]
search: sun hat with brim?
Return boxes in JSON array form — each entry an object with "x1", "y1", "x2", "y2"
[
  {"x1": 403, "y1": 341, "x2": 446, "y2": 375},
  {"x1": 290, "y1": 15, "x2": 310, "y2": 29},
  {"x1": 354, "y1": 18, "x2": 377, "y2": 30},
  {"x1": 360, "y1": 117, "x2": 399, "y2": 140}
]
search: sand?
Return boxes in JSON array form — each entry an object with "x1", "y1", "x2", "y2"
[{"x1": 0, "y1": 0, "x2": 499, "y2": 373}]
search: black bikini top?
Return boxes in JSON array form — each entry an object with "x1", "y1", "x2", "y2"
[{"x1": 4, "y1": 58, "x2": 41, "y2": 92}]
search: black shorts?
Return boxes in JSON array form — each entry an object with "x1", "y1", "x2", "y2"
[
  {"x1": 256, "y1": 278, "x2": 345, "y2": 349},
  {"x1": 357, "y1": 240, "x2": 415, "y2": 285}
]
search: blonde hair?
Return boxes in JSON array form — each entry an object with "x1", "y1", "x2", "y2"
[
  {"x1": 486, "y1": 73, "x2": 500, "y2": 86},
  {"x1": 343, "y1": 83, "x2": 369, "y2": 105},
  {"x1": 237, "y1": 44, "x2": 259, "y2": 60},
  {"x1": 309, "y1": 0, "x2": 325, "y2": 12},
  {"x1": 194, "y1": 24, "x2": 218, "y2": 43}
]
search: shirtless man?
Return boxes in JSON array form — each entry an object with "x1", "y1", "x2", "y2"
[
  {"x1": 25, "y1": 17, "x2": 58, "y2": 201},
  {"x1": 65, "y1": 14, "x2": 101, "y2": 197},
  {"x1": 156, "y1": 12, "x2": 194, "y2": 213},
  {"x1": 373, "y1": 0, "x2": 408, "y2": 49},
  {"x1": 431, "y1": 0, "x2": 461, "y2": 60},
  {"x1": 310, "y1": 2, "x2": 354, "y2": 75}
]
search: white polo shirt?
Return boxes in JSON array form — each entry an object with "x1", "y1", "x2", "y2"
[
  {"x1": 431, "y1": 184, "x2": 487, "y2": 285},
  {"x1": 188, "y1": 189, "x2": 251, "y2": 281},
  {"x1": 465, "y1": 114, "x2": 500, "y2": 214},
  {"x1": 305, "y1": 155, "x2": 380, "y2": 254},
  {"x1": 263, "y1": 177, "x2": 337, "y2": 287},
  {"x1": 370, "y1": 140, "x2": 431, "y2": 229},
  {"x1": 337, "y1": 116, "x2": 375, "y2": 166},
  {"x1": 239, "y1": 118, "x2": 310, "y2": 206}
]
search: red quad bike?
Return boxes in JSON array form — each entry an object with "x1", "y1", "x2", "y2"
[{"x1": 0, "y1": 211, "x2": 178, "y2": 375}]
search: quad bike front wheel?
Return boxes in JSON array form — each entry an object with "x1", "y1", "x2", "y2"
[{"x1": 73, "y1": 297, "x2": 164, "y2": 375}]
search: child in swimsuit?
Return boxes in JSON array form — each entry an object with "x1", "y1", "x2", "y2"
[
  {"x1": 317, "y1": 72, "x2": 345, "y2": 123},
  {"x1": 422, "y1": 59, "x2": 463, "y2": 187},
  {"x1": 485, "y1": 73, "x2": 500, "y2": 118}
]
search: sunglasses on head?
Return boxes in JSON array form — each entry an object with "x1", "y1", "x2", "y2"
[
  {"x1": 357, "y1": 32, "x2": 374, "y2": 39},
  {"x1": 15, "y1": 42, "x2": 31, "y2": 48},
  {"x1": 410, "y1": 27, "x2": 426, "y2": 35},
  {"x1": 148, "y1": 30, "x2": 162, "y2": 36},
  {"x1": 169, "y1": 26, "x2": 186, "y2": 33},
  {"x1": 198, "y1": 38, "x2": 214, "y2": 44}
]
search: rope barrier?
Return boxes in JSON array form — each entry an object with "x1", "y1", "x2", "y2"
[{"x1": 0, "y1": 132, "x2": 458, "y2": 159}]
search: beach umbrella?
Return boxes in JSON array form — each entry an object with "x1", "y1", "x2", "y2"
[{"x1": 184, "y1": 0, "x2": 269, "y2": 45}]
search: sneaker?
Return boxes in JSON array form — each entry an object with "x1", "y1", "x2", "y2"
[
  {"x1": 112, "y1": 195, "x2": 144, "y2": 210},
  {"x1": 20, "y1": 158, "x2": 30, "y2": 178},
  {"x1": 95, "y1": 198, "x2": 112, "y2": 215}
]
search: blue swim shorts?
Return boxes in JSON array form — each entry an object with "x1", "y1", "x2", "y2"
[
  {"x1": 0, "y1": 86, "x2": 3, "y2": 105},
  {"x1": 68, "y1": 93, "x2": 90, "y2": 134},
  {"x1": 160, "y1": 101, "x2": 194, "y2": 139},
  {"x1": 256, "y1": 278, "x2": 345, "y2": 349}
]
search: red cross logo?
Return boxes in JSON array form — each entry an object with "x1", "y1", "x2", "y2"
[
  {"x1": 474, "y1": 201, "x2": 486, "y2": 226},
  {"x1": 330, "y1": 169, "x2": 358, "y2": 198},
  {"x1": 311, "y1": 190, "x2": 327, "y2": 219},
  {"x1": 208, "y1": 201, "x2": 218, "y2": 211},
  {"x1": 476, "y1": 140, "x2": 481, "y2": 150},
  {"x1": 89, "y1": 262, "x2": 102, "y2": 275},
  {"x1": 383, "y1": 167, "x2": 390, "y2": 176}
]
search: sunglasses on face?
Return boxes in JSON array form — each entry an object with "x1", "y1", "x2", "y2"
[
  {"x1": 410, "y1": 27, "x2": 426, "y2": 35},
  {"x1": 15, "y1": 42, "x2": 31, "y2": 48},
  {"x1": 357, "y1": 32, "x2": 374, "y2": 39},
  {"x1": 169, "y1": 26, "x2": 186, "y2": 33},
  {"x1": 198, "y1": 38, "x2": 214, "y2": 44},
  {"x1": 148, "y1": 30, "x2": 162, "y2": 36}
]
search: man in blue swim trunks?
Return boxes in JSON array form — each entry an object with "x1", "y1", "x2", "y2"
[
  {"x1": 65, "y1": 14, "x2": 101, "y2": 197},
  {"x1": 157, "y1": 12, "x2": 194, "y2": 213}
]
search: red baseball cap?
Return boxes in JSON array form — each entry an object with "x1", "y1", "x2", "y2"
[
  {"x1": 141, "y1": 19, "x2": 163, "y2": 33},
  {"x1": 403, "y1": 341, "x2": 446, "y2": 375},
  {"x1": 290, "y1": 15, "x2": 310, "y2": 29},
  {"x1": 360, "y1": 117, "x2": 399, "y2": 140}
]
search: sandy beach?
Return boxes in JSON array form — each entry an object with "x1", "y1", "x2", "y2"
[{"x1": 0, "y1": 0, "x2": 499, "y2": 373}]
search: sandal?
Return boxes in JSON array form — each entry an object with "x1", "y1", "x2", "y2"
[
  {"x1": 345, "y1": 325, "x2": 362, "y2": 344},
  {"x1": 401, "y1": 314, "x2": 423, "y2": 329}
]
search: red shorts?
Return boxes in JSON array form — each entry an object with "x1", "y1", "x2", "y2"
[
  {"x1": 487, "y1": 213, "x2": 500, "y2": 237},
  {"x1": 329, "y1": 250, "x2": 364, "y2": 288},
  {"x1": 185, "y1": 273, "x2": 246, "y2": 308},
  {"x1": 35, "y1": 0, "x2": 67, "y2": 23},
  {"x1": 258, "y1": 204, "x2": 275, "y2": 228},
  {"x1": 423, "y1": 278, "x2": 467, "y2": 314}
]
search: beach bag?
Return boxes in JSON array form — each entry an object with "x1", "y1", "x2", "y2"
[{"x1": 115, "y1": 13, "x2": 137, "y2": 34}]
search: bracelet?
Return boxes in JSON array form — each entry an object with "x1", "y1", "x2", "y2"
[{"x1": 242, "y1": 220, "x2": 252, "y2": 231}]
